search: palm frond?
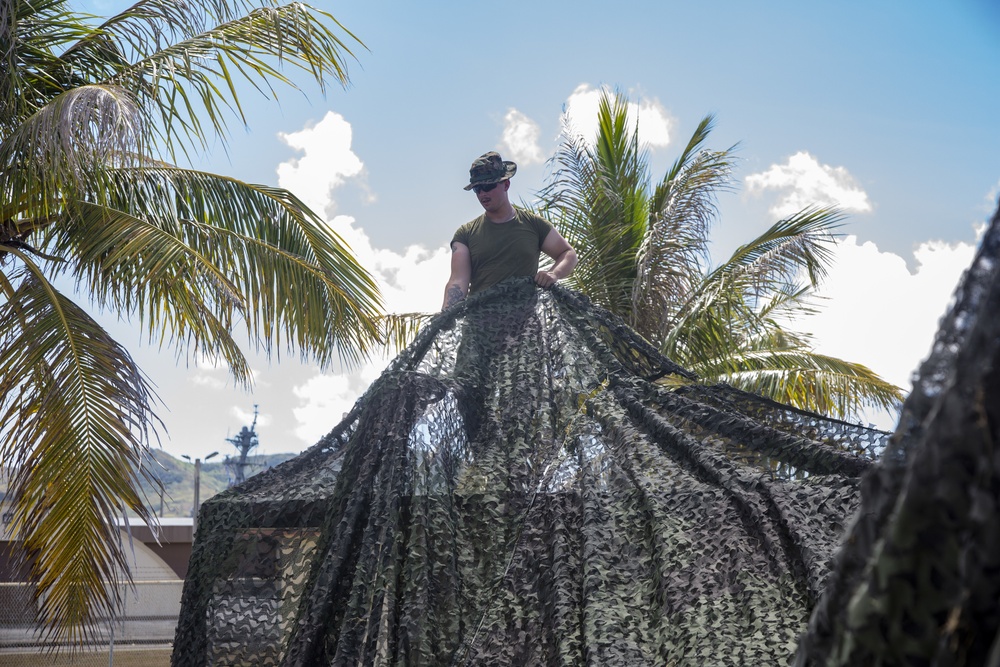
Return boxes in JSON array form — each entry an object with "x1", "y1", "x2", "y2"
[
  {"x1": 0, "y1": 84, "x2": 146, "y2": 216},
  {"x1": 660, "y1": 207, "x2": 842, "y2": 351},
  {"x1": 650, "y1": 113, "x2": 736, "y2": 259},
  {"x1": 41, "y1": 167, "x2": 384, "y2": 370},
  {"x1": 695, "y1": 340, "x2": 904, "y2": 419},
  {"x1": 713, "y1": 206, "x2": 844, "y2": 295},
  {"x1": 377, "y1": 312, "x2": 435, "y2": 352},
  {"x1": 3, "y1": 2, "x2": 363, "y2": 163},
  {"x1": 634, "y1": 115, "x2": 739, "y2": 342},
  {"x1": 0, "y1": 0, "x2": 381, "y2": 643},
  {"x1": 98, "y1": 1, "x2": 363, "y2": 158},
  {"x1": 660, "y1": 290, "x2": 749, "y2": 369},
  {"x1": 0, "y1": 252, "x2": 159, "y2": 642},
  {"x1": 1, "y1": 0, "x2": 95, "y2": 130},
  {"x1": 539, "y1": 90, "x2": 648, "y2": 319},
  {"x1": 755, "y1": 284, "x2": 820, "y2": 322}
]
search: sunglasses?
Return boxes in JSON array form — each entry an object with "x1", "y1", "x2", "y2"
[{"x1": 472, "y1": 182, "x2": 499, "y2": 194}]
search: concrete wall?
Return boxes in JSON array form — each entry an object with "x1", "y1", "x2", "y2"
[
  {"x1": 0, "y1": 515, "x2": 194, "y2": 649},
  {"x1": 1, "y1": 515, "x2": 195, "y2": 581}
]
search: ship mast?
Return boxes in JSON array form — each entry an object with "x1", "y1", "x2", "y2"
[{"x1": 224, "y1": 404, "x2": 260, "y2": 486}]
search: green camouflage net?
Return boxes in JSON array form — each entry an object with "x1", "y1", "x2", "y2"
[
  {"x1": 794, "y1": 203, "x2": 1000, "y2": 666},
  {"x1": 173, "y1": 274, "x2": 895, "y2": 666}
]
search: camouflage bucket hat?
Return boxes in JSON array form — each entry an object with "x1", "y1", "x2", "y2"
[{"x1": 463, "y1": 151, "x2": 517, "y2": 190}]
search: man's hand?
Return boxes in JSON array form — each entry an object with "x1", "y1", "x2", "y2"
[
  {"x1": 442, "y1": 242, "x2": 472, "y2": 310},
  {"x1": 539, "y1": 229, "x2": 578, "y2": 289},
  {"x1": 444, "y1": 283, "x2": 467, "y2": 308},
  {"x1": 534, "y1": 270, "x2": 560, "y2": 288}
]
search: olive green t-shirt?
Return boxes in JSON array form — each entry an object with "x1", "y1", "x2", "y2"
[{"x1": 451, "y1": 209, "x2": 553, "y2": 294}]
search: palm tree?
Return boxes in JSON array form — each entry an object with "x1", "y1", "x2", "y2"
[
  {"x1": 0, "y1": 0, "x2": 384, "y2": 641},
  {"x1": 539, "y1": 90, "x2": 902, "y2": 418}
]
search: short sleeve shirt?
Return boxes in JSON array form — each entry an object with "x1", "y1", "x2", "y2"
[{"x1": 451, "y1": 209, "x2": 553, "y2": 294}]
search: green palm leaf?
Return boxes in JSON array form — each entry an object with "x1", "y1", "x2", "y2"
[
  {"x1": 0, "y1": 0, "x2": 382, "y2": 641},
  {"x1": 96, "y1": 0, "x2": 362, "y2": 158},
  {"x1": 0, "y1": 253, "x2": 158, "y2": 641},
  {"x1": 715, "y1": 206, "x2": 843, "y2": 293},
  {"x1": 541, "y1": 92, "x2": 648, "y2": 320},
  {"x1": 636, "y1": 114, "x2": 739, "y2": 343},
  {"x1": 57, "y1": 167, "x2": 384, "y2": 368},
  {"x1": 377, "y1": 312, "x2": 437, "y2": 352},
  {"x1": 538, "y1": 89, "x2": 905, "y2": 423},
  {"x1": 702, "y1": 347, "x2": 903, "y2": 418}
]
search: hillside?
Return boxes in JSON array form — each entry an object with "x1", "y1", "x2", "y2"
[
  {"x1": 0, "y1": 449, "x2": 298, "y2": 519},
  {"x1": 141, "y1": 448, "x2": 299, "y2": 518}
]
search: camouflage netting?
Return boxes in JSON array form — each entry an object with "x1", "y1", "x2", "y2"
[
  {"x1": 794, "y1": 202, "x2": 1000, "y2": 666},
  {"x1": 172, "y1": 273, "x2": 896, "y2": 667}
]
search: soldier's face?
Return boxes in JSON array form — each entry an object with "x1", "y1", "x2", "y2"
[{"x1": 476, "y1": 179, "x2": 509, "y2": 211}]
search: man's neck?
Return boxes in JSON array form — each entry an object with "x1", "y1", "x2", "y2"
[{"x1": 484, "y1": 204, "x2": 517, "y2": 223}]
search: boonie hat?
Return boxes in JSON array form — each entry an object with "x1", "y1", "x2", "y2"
[{"x1": 463, "y1": 151, "x2": 517, "y2": 190}]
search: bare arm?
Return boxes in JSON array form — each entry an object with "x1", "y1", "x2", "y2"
[
  {"x1": 442, "y1": 241, "x2": 472, "y2": 309},
  {"x1": 535, "y1": 228, "x2": 578, "y2": 288}
]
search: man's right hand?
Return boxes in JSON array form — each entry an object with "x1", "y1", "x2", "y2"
[{"x1": 534, "y1": 270, "x2": 559, "y2": 288}]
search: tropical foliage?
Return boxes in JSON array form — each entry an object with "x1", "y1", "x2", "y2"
[
  {"x1": 539, "y1": 91, "x2": 903, "y2": 419},
  {"x1": 0, "y1": 0, "x2": 383, "y2": 640}
]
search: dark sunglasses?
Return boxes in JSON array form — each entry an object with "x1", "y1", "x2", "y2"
[{"x1": 472, "y1": 182, "x2": 499, "y2": 194}]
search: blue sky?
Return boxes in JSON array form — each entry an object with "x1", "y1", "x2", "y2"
[{"x1": 82, "y1": 0, "x2": 1000, "y2": 463}]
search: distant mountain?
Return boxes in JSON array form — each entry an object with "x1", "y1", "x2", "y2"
[
  {"x1": 142, "y1": 449, "x2": 299, "y2": 518},
  {"x1": 1, "y1": 448, "x2": 299, "y2": 518}
]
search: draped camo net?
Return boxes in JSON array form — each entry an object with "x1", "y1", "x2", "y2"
[
  {"x1": 793, "y1": 203, "x2": 1000, "y2": 666},
  {"x1": 173, "y1": 203, "x2": 1000, "y2": 666},
  {"x1": 172, "y1": 273, "x2": 895, "y2": 667}
]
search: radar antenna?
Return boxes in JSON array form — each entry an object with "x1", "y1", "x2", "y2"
[{"x1": 224, "y1": 405, "x2": 260, "y2": 486}]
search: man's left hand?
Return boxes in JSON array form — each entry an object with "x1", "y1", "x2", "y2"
[{"x1": 534, "y1": 270, "x2": 559, "y2": 288}]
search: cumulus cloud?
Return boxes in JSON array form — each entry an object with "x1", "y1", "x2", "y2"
[
  {"x1": 191, "y1": 372, "x2": 227, "y2": 390},
  {"x1": 500, "y1": 108, "x2": 545, "y2": 165},
  {"x1": 277, "y1": 111, "x2": 365, "y2": 216},
  {"x1": 800, "y1": 232, "x2": 979, "y2": 428},
  {"x1": 282, "y1": 214, "x2": 448, "y2": 444},
  {"x1": 322, "y1": 214, "x2": 450, "y2": 314},
  {"x1": 188, "y1": 353, "x2": 233, "y2": 390},
  {"x1": 745, "y1": 152, "x2": 872, "y2": 218},
  {"x1": 231, "y1": 404, "x2": 272, "y2": 429},
  {"x1": 275, "y1": 114, "x2": 451, "y2": 445},
  {"x1": 562, "y1": 84, "x2": 672, "y2": 149},
  {"x1": 291, "y1": 363, "x2": 386, "y2": 443}
]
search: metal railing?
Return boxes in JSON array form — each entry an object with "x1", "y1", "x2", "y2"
[{"x1": 0, "y1": 575, "x2": 181, "y2": 666}]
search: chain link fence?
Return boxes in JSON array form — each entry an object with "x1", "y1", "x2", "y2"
[{"x1": 0, "y1": 568, "x2": 180, "y2": 666}]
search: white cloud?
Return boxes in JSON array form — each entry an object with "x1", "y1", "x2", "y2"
[
  {"x1": 277, "y1": 111, "x2": 365, "y2": 216},
  {"x1": 745, "y1": 151, "x2": 872, "y2": 218},
  {"x1": 274, "y1": 115, "x2": 452, "y2": 445},
  {"x1": 188, "y1": 353, "x2": 231, "y2": 390},
  {"x1": 275, "y1": 116, "x2": 449, "y2": 315},
  {"x1": 231, "y1": 404, "x2": 272, "y2": 429},
  {"x1": 500, "y1": 109, "x2": 544, "y2": 165},
  {"x1": 323, "y1": 214, "x2": 450, "y2": 314},
  {"x1": 190, "y1": 372, "x2": 227, "y2": 390},
  {"x1": 562, "y1": 84, "x2": 673, "y2": 149},
  {"x1": 291, "y1": 363, "x2": 385, "y2": 443},
  {"x1": 800, "y1": 232, "x2": 979, "y2": 428}
]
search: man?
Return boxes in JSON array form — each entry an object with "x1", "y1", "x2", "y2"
[{"x1": 442, "y1": 151, "x2": 577, "y2": 309}]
